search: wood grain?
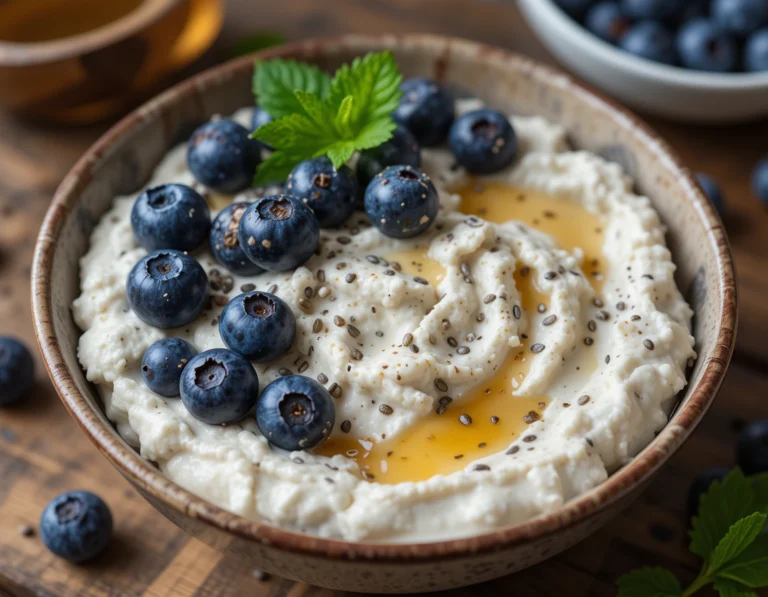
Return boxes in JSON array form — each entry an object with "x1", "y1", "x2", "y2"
[{"x1": 1, "y1": 0, "x2": 767, "y2": 595}]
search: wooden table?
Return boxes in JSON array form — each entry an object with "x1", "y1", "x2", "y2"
[{"x1": 1, "y1": 1, "x2": 767, "y2": 595}]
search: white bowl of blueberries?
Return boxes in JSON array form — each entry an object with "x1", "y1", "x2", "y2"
[{"x1": 518, "y1": 0, "x2": 768, "y2": 123}]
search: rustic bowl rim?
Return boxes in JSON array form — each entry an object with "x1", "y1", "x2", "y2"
[
  {"x1": 32, "y1": 34, "x2": 737, "y2": 563},
  {"x1": 0, "y1": 0, "x2": 183, "y2": 66}
]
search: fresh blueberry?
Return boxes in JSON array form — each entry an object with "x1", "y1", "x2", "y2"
[
  {"x1": 126, "y1": 250, "x2": 209, "y2": 329},
  {"x1": 238, "y1": 195, "x2": 319, "y2": 271},
  {"x1": 131, "y1": 184, "x2": 211, "y2": 252},
  {"x1": 752, "y1": 156, "x2": 768, "y2": 204},
  {"x1": 251, "y1": 106, "x2": 274, "y2": 150},
  {"x1": 187, "y1": 120, "x2": 261, "y2": 194},
  {"x1": 141, "y1": 338, "x2": 197, "y2": 397},
  {"x1": 287, "y1": 157, "x2": 357, "y2": 227},
  {"x1": 677, "y1": 18, "x2": 739, "y2": 71},
  {"x1": 393, "y1": 78, "x2": 455, "y2": 147},
  {"x1": 210, "y1": 202, "x2": 264, "y2": 275},
  {"x1": 219, "y1": 291, "x2": 296, "y2": 362},
  {"x1": 180, "y1": 348, "x2": 259, "y2": 425},
  {"x1": 620, "y1": 21, "x2": 678, "y2": 65},
  {"x1": 687, "y1": 469, "x2": 729, "y2": 521},
  {"x1": 40, "y1": 491, "x2": 113, "y2": 563},
  {"x1": 0, "y1": 337, "x2": 34, "y2": 406},
  {"x1": 620, "y1": 0, "x2": 684, "y2": 20},
  {"x1": 745, "y1": 28, "x2": 768, "y2": 70},
  {"x1": 712, "y1": 0, "x2": 768, "y2": 37},
  {"x1": 696, "y1": 173, "x2": 726, "y2": 215},
  {"x1": 255, "y1": 375, "x2": 335, "y2": 451},
  {"x1": 737, "y1": 420, "x2": 768, "y2": 475},
  {"x1": 680, "y1": 0, "x2": 710, "y2": 22},
  {"x1": 449, "y1": 109, "x2": 518, "y2": 174},
  {"x1": 585, "y1": 2, "x2": 632, "y2": 43},
  {"x1": 364, "y1": 165, "x2": 439, "y2": 239},
  {"x1": 356, "y1": 124, "x2": 421, "y2": 192},
  {"x1": 554, "y1": 0, "x2": 596, "y2": 17}
]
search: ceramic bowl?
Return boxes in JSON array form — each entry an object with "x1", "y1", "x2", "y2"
[
  {"x1": 518, "y1": 0, "x2": 768, "y2": 124},
  {"x1": 0, "y1": 0, "x2": 222, "y2": 124},
  {"x1": 31, "y1": 34, "x2": 736, "y2": 593}
]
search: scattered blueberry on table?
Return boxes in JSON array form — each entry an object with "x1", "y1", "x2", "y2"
[
  {"x1": 180, "y1": 349, "x2": 260, "y2": 425},
  {"x1": 219, "y1": 291, "x2": 296, "y2": 362},
  {"x1": 752, "y1": 156, "x2": 768, "y2": 204},
  {"x1": 287, "y1": 157, "x2": 357, "y2": 228},
  {"x1": 695, "y1": 173, "x2": 726, "y2": 215},
  {"x1": 393, "y1": 77, "x2": 455, "y2": 146},
  {"x1": 238, "y1": 195, "x2": 320, "y2": 271},
  {"x1": 356, "y1": 124, "x2": 421, "y2": 191},
  {"x1": 554, "y1": 0, "x2": 768, "y2": 71},
  {"x1": 40, "y1": 491, "x2": 113, "y2": 563},
  {"x1": 449, "y1": 108, "x2": 518, "y2": 174},
  {"x1": 131, "y1": 183, "x2": 211, "y2": 252},
  {"x1": 364, "y1": 165, "x2": 439, "y2": 239},
  {"x1": 187, "y1": 119, "x2": 261, "y2": 194},
  {"x1": 141, "y1": 338, "x2": 198, "y2": 397},
  {"x1": 736, "y1": 420, "x2": 768, "y2": 475},
  {"x1": 0, "y1": 336, "x2": 34, "y2": 406},
  {"x1": 126, "y1": 250, "x2": 209, "y2": 329},
  {"x1": 255, "y1": 375, "x2": 335, "y2": 451},
  {"x1": 209, "y1": 202, "x2": 265, "y2": 276}
]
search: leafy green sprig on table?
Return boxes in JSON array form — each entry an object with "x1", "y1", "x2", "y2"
[
  {"x1": 250, "y1": 51, "x2": 403, "y2": 185},
  {"x1": 618, "y1": 469, "x2": 768, "y2": 596}
]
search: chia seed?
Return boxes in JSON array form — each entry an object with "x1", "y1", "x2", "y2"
[
  {"x1": 350, "y1": 348, "x2": 363, "y2": 360},
  {"x1": 329, "y1": 383, "x2": 342, "y2": 398},
  {"x1": 596, "y1": 310, "x2": 610, "y2": 321},
  {"x1": 240, "y1": 283, "x2": 256, "y2": 292},
  {"x1": 304, "y1": 287, "x2": 314, "y2": 299},
  {"x1": 410, "y1": 344, "x2": 419, "y2": 353},
  {"x1": 278, "y1": 368, "x2": 292, "y2": 376},
  {"x1": 434, "y1": 378, "x2": 448, "y2": 392},
  {"x1": 616, "y1": 301, "x2": 626, "y2": 311},
  {"x1": 384, "y1": 269, "x2": 395, "y2": 276},
  {"x1": 473, "y1": 464, "x2": 491, "y2": 472},
  {"x1": 587, "y1": 320, "x2": 597, "y2": 332},
  {"x1": 537, "y1": 303, "x2": 547, "y2": 313},
  {"x1": 334, "y1": 315, "x2": 345, "y2": 327},
  {"x1": 317, "y1": 373, "x2": 329, "y2": 384},
  {"x1": 513, "y1": 305, "x2": 521, "y2": 319},
  {"x1": 345, "y1": 273, "x2": 357, "y2": 283},
  {"x1": 523, "y1": 410, "x2": 540, "y2": 424},
  {"x1": 379, "y1": 404, "x2": 394, "y2": 415},
  {"x1": 459, "y1": 413, "x2": 472, "y2": 426},
  {"x1": 341, "y1": 420, "x2": 352, "y2": 433},
  {"x1": 543, "y1": 315, "x2": 557, "y2": 326},
  {"x1": 578, "y1": 394, "x2": 590, "y2": 405},
  {"x1": 298, "y1": 298, "x2": 312, "y2": 311},
  {"x1": 632, "y1": 315, "x2": 641, "y2": 321},
  {"x1": 506, "y1": 445, "x2": 519, "y2": 455},
  {"x1": 316, "y1": 269, "x2": 326, "y2": 282},
  {"x1": 447, "y1": 336, "x2": 458, "y2": 347},
  {"x1": 267, "y1": 284, "x2": 278, "y2": 294},
  {"x1": 544, "y1": 271, "x2": 557, "y2": 280},
  {"x1": 491, "y1": 415, "x2": 500, "y2": 424},
  {"x1": 530, "y1": 343, "x2": 545, "y2": 353},
  {"x1": 402, "y1": 333, "x2": 413, "y2": 347},
  {"x1": 523, "y1": 435, "x2": 536, "y2": 442},
  {"x1": 413, "y1": 276, "x2": 428, "y2": 285},
  {"x1": 483, "y1": 294, "x2": 497, "y2": 304},
  {"x1": 457, "y1": 346, "x2": 470, "y2": 354},
  {"x1": 643, "y1": 339, "x2": 655, "y2": 351},
  {"x1": 347, "y1": 324, "x2": 360, "y2": 338},
  {"x1": 366, "y1": 255, "x2": 379, "y2": 264},
  {"x1": 312, "y1": 318, "x2": 323, "y2": 333},
  {"x1": 584, "y1": 337, "x2": 594, "y2": 346}
]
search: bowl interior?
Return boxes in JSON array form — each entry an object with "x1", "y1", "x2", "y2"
[{"x1": 33, "y1": 35, "x2": 735, "y2": 556}]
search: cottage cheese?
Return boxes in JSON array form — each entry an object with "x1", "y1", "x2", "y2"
[{"x1": 73, "y1": 101, "x2": 696, "y2": 542}]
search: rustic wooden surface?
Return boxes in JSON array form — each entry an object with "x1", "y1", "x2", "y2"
[{"x1": 1, "y1": 1, "x2": 767, "y2": 595}]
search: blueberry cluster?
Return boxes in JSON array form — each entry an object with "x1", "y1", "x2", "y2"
[{"x1": 556, "y1": 0, "x2": 768, "y2": 72}]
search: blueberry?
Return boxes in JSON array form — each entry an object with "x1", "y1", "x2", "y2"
[
  {"x1": 238, "y1": 195, "x2": 319, "y2": 271},
  {"x1": 687, "y1": 469, "x2": 729, "y2": 521},
  {"x1": 621, "y1": 0, "x2": 684, "y2": 20},
  {"x1": 585, "y1": 2, "x2": 632, "y2": 44},
  {"x1": 141, "y1": 338, "x2": 197, "y2": 397},
  {"x1": 0, "y1": 337, "x2": 34, "y2": 406},
  {"x1": 737, "y1": 420, "x2": 768, "y2": 475},
  {"x1": 287, "y1": 157, "x2": 357, "y2": 228},
  {"x1": 449, "y1": 109, "x2": 518, "y2": 174},
  {"x1": 752, "y1": 156, "x2": 768, "y2": 204},
  {"x1": 677, "y1": 18, "x2": 739, "y2": 71},
  {"x1": 131, "y1": 184, "x2": 211, "y2": 252},
  {"x1": 210, "y1": 202, "x2": 265, "y2": 275},
  {"x1": 712, "y1": 0, "x2": 768, "y2": 37},
  {"x1": 187, "y1": 120, "x2": 261, "y2": 194},
  {"x1": 40, "y1": 491, "x2": 112, "y2": 563},
  {"x1": 620, "y1": 21, "x2": 678, "y2": 65},
  {"x1": 219, "y1": 291, "x2": 296, "y2": 362},
  {"x1": 126, "y1": 250, "x2": 209, "y2": 329},
  {"x1": 251, "y1": 106, "x2": 274, "y2": 150},
  {"x1": 180, "y1": 349, "x2": 259, "y2": 425},
  {"x1": 696, "y1": 173, "x2": 726, "y2": 215},
  {"x1": 255, "y1": 375, "x2": 335, "y2": 451},
  {"x1": 364, "y1": 165, "x2": 439, "y2": 239},
  {"x1": 680, "y1": 0, "x2": 710, "y2": 22},
  {"x1": 393, "y1": 78, "x2": 455, "y2": 147},
  {"x1": 745, "y1": 28, "x2": 768, "y2": 70},
  {"x1": 553, "y1": 0, "x2": 596, "y2": 17},
  {"x1": 356, "y1": 124, "x2": 421, "y2": 191}
]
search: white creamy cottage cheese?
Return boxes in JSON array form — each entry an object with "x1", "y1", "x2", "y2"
[{"x1": 73, "y1": 101, "x2": 696, "y2": 542}]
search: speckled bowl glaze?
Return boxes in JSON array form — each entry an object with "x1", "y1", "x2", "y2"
[{"x1": 32, "y1": 35, "x2": 736, "y2": 593}]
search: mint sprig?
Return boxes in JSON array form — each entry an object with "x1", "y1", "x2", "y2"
[
  {"x1": 618, "y1": 469, "x2": 768, "y2": 597},
  {"x1": 250, "y1": 51, "x2": 402, "y2": 185}
]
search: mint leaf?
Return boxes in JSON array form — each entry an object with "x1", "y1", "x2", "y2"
[
  {"x1": 691, "y1": 469, "x2": 757, "y2": 559},
  {"x1": 718, "y1": 534, "x2": 768, "y2": 588},
  {"x1": 230, "y1": 32, "x2": 286, "y2": 58},
  {"x1": 708, "y1": 513, "x2": 767, "y2": 573},
  {"x1": 750, "y1": 473, "x2": 768, "y2": 514},
  {"x1": 617, "y1": 568, "x2": 682, "y2": 597},
  {"x1": 713, "y1": 577, "x2": 757, "y2": 597},
  {"x1": 252, "y1": 59, "x2": 332, "y2": 118}
]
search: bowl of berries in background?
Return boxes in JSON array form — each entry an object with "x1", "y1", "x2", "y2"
[{"x1": 517, "y1": 0, "x2": 768, "y2": 123}]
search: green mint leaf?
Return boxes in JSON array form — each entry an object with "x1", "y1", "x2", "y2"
[
  {"x1": 708, "y1": 513, "x2": 767, "y2": 574},
  {"x1": 691, "y1": 469, "x2": 757, "y2": 559},
  {"x1": 230, "y1": 32, "x2": 287, "y2": 58},
  {"x1": 713, "y1": 577, "x2": 758, "y2": 597},
  {"x1": 750, "y1": 473, "x2": 768, "y2": 514},
  {"x1": 252, "y1": 59, "x2": 332, "y2": 118},
  {"x1": 717, "y1": 534, "x2": 768, "y2": 588},
  {"x1": 617, "y1": 568, "x2": 682, "y2": 597}
]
